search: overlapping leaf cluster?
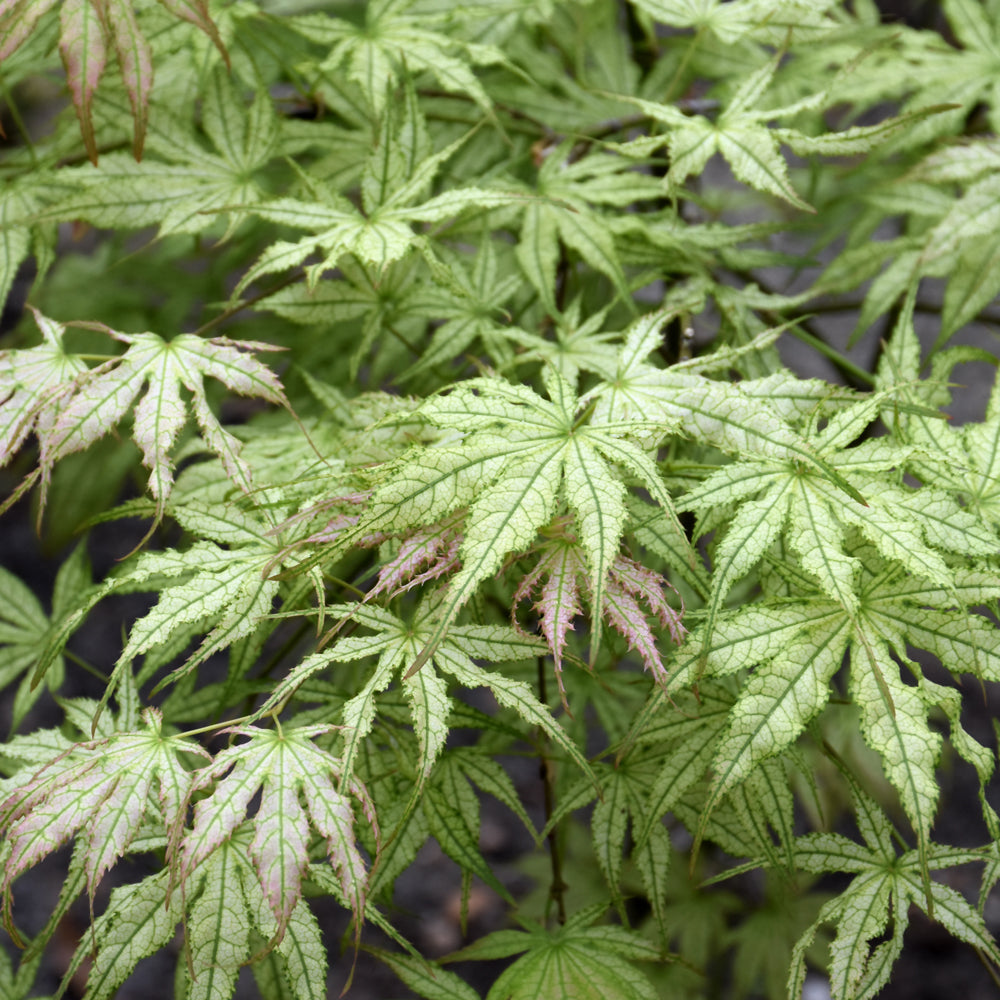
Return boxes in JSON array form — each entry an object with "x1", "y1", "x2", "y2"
[{"x1": 1, "y1": 1, "x2": 1000, "y2": 999}]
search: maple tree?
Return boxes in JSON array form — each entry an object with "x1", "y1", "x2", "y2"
[{"x1": 2, "y1": 1, "x2": 1000, "y2": 998}]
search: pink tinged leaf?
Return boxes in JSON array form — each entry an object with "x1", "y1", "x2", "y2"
[
  {"x1": 42, "y1": 349, "x2": 147, "y2": 467},
  {"x1": 0, "y1": 0, "x2": 58, "y2": 61},
  {"x1": 97, "y1": 0, "x2": 153, "y2": 160},
  {"x1": 602, "y1": 582, "x2": 668, "y2": 686},
  {"x1": 371, "y1": 514, "x2": 463, "y2": 599},
  {"x1": 514, "y1": 540, "x2": 585, "y2": 711},
  {"x1": 611, "y1": 556, "x2": 686, "y2": 645},
  {"x1": 299, "y1": 768, "x2": 368, "y2": 922},
  {"x1": 182, "y1": 336, "x2": 286, "y2": 404},
  {"x1": 250, "y1": 771, "x2": 310, "y2": 931},
  {"x1": 306, "y1": 512, "x2": 361, "y2": 544},
  {"x1": 154, "y1": 0, "x2": 228, "y2": 64},
  {"x1": 183, "y1": 752, "x2": 269, "y2": 875},
  {"x1": 132, "y1": 351, "x2": 187, "y2": 507},
  {"x1": 3, "y1": 768, "x2": 116, "y2": 887},
  {"x1": 85, "y1": 764, "x2": 155, "y2": 892},
  {"x1": 59, "y1": 0, "x2": 108, "y2": 165}
]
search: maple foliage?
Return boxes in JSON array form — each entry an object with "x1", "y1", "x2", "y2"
[{"x1": 2, "y1": 1, "x2": 1000, "y2": 999}]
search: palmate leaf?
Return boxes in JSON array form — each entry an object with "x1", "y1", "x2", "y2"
[
  {"x1": 651, "y1": 553, "x2": 1000, "y2": 864},
  {"x1": 0, "y1": 0, "x2": 225, "y2": 162},
  {"x1": 679, "y1": 387, "x2": 996, "y2": 659},
  {"x1": 289, "y1": 1, "x2": 507, "y2": 118},
  {"x1": 257, "y1": 256, "x2": 430, "y2": 381},
  {"x1": 399, "y1": 237, "x2": 527, "y2": 380},
  {"x1": 617, "y1": 49, "x2": 946, "y2": 210},
  {"x1": 446, "y1": 906, "x2": 663, "y2": 1000},
  {"x1": 514, "y1": 525, "x2": 685, "y2": 704},
  {"x1": 511, "y1": 145, "x2": 661, "y2": 311},
  {"x1": 33, "y1": 499, "x2": 293, "y2": 712},
  {"x1": 181, "y1": 723, "x2": 375, "y2": 936},
  {"x1": 779, "y1": 785, "x2": 1000, "y2": 1000},
  {"x1": 57, "y1": 832, "x2": 327, "y2": 1000},
  {"x1": 29, "y1": 317, "x2": 287, "y2": 520},
  {"x1": 502, "y1": 297, "x2": 620, "y2": 386},
  {"x1": 236, "y1": 87, "x2": 526, "y2": 296},
  {"x1": 254, "y1": 598, "x2": 579, "y2": 786},
  {"x1": 0, "y1": 708, "x2": 203, "y2": 919},
  {"x1": 545, "y1": 754, "x2": 674, "y2": 922},
  {"x1": 113, "y1": 500, "x2": 288, "y2": 682},
  {"x1": 318, "y1": 361, "x2": 691, "y2": 673},
  {"x1": 47, "y1": 67, "x2": 278, "y2": 239}
]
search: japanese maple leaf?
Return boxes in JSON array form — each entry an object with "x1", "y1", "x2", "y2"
[
  {"x1": 180, "y1": 724, "x2": 376, "y2": 934},
  {"x1": 47, "y1": 67, "x2": 277, "y2": 240},
  {"x1": 618, "y1": 51, "x2": 946, "y2": 210},
  {"x1": 514, "y1": 523, "x2": 685, "y2": 707},
  {"x1": 679, "y1": 386, "x2": 997, "y2": 655},
  {"x1": 510, "y1": 143, "x2": 663, "y2": 311},
  {"x1": 503, "y1": 296, "x2": 621, "y2": 387},
  {"x1": 57, "y1": 834, "x2": 329, "y2": 1000},
  {"x1": 0, "y1": 708, "x2": 204, "y2": 915},
  {"x1": 781, "y1": 780, "x2": 1000, "y2": 1000},
  {"x1": 114, "y1": 500, "x2": 289, "y2": 681},
  {"x1": 398, "y1": 237, "x2": 528, "y2": 381},
  {"x1": 643, "y1": 547, "x2": 1000, "y2": 867},
  {"x1": 289, "y1": 0, "x2": 506, "y2": 117},
  {"x1": 236, "y1": 87, "x2": 525, "y2": 295},
  {"x1": 0, "y1": 0, "x2": 225, "y2": 163},
  {"x1": 33, "y1": 317, "x2": 287, "y2": 521},
  {"x1": 260, "y1": 256, "x2": 432, "y2": 382},
  {"x1": 318, "y1": 363, "x2": 691, "y2": 675},
  {"x1": 250, "y1": 596, "x2": 578, "y2": 788}
]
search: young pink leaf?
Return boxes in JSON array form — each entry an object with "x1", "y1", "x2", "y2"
[
  {"x1": 602, "y1": 556, "x2": 682, "y2": 687},
  {"x1": 155, "y1": 0, "x2": 228, "y2": 64},
  {"x1": 515, "y1": 524, "x2": 686, "y2": 702},
  {"x1": 60, "y1": 0, "x2": 108, "y2": 165},
  {"x1": 369, "y1": 511, "x2": 463, "y2": 600},
  {"x1": 514, "y1": 535, "x2": 585, "y2": 708},
  {"x1": 97, "y1": 0, "x2": 154, "y2": 160}
]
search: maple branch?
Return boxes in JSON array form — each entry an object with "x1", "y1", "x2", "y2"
[
  {"x1": 537, "y1": 654, "x2": 568, "y2": 927},
  {"x1": 193, "y1": 272, "x2": 302, "y2": 337}
]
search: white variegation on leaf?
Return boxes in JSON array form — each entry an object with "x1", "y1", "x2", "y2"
[
  {"x1": 181, "y1": 724, "x2": 375, "y2": 935},
  {"x1": 35, "y1": 320, "x2": 287, "y2": 520},
  {"x1": 0, "y1": 708, "x2": 203, "y2": 911}
]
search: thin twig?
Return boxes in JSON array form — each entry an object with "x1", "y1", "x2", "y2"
[
  {"x1": 537, "y1": 655, "x2": 568, "y2": 926},
  {"x1": 193, "y1": 272, "x2": 302, "y2": 337}
]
